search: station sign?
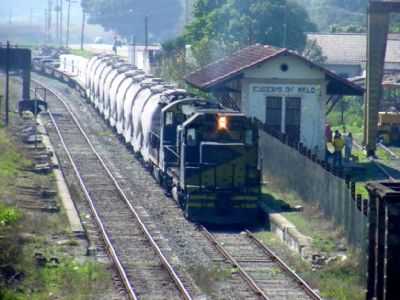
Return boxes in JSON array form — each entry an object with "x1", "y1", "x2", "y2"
[{"x1": 251, "y1": 84, "x2": 321, "y2": 96}]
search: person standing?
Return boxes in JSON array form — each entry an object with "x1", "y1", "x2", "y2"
[
  {"x1": 325, "y1": 123, "x2": 333, "y2": 143},
  {"x1": 344, "y1": 132, "x2": 353, "y2": 162},
  {"x1": 112, "y1": 36, "x2": 119, "y2": 55},
  {"x1": 333, "y1": 131, "x2": 345, "y2": 168},
  {"x1": 325, "y1": 123, "x2": 333, "y2": 161}
]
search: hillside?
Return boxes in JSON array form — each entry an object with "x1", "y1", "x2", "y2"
[{"x1": 294, "y1": 0, "x2": 367, "y2": 31}]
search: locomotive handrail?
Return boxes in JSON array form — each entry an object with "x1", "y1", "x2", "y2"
[{"x1": 164, "y1": 145, "x2": 179, "y2": 158}]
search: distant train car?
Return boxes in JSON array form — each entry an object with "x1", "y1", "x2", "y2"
[{"x1": 36, "y1": 53, "x2": 262, "y2": 225}]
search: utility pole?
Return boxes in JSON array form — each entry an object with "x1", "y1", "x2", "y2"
[
  {"x1": 5, "y1": 41, "x2": 10, "y2": 126},
  {"x1": 44, "y1": 9, "x2": 48, "y2": 36},
  {"x1": 8, "y1": 8, "x2": 12, "y2": 25},
  {"x1": 144, "y1": 15, "x2": 149, "y2": 72},
  {"x1": 66, "y1": 0, "x2": 71, "y2": 48},
  {"x1": 283, "y1": 5, "x2": 288, "y2": 48},
  {"x1": 60, "y1": 0, "x2": 64, "y2": 46},
  {"x1": 80, "y1": 10, "x2": 86, "y2": 50},
  {"x1": 55, "y1": 0, "x2": 59, "y2": 44},
  {"x1": 48, "y1": 0, "x2": 53, "y2": 42},
  {"x1": 185, "y1": 0, "x2": 189, "y2": 25},
  {"x1": 133, "y1": 36, "x2": 136, "y2": 66},
  {"x1": 144, "y1": 15, "x2": 149, "y2": 50}
]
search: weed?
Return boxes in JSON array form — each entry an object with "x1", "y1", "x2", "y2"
[
  {"x1": 69, "y1": 49, "x2": 95, "y2": 59},
  {"x1": 0, "y1": 204, "x2": 22, "y2": 226},
  {"x1": 188, "y1": 264, "x2": 234, "y2": 296},
  {"x1": 255, "y1": 231, "x2": 365, "y2": 300}
]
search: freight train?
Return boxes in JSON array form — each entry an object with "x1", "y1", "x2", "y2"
[{"x1": 33, "y1": 53, "x2": 261, "y2": 225}]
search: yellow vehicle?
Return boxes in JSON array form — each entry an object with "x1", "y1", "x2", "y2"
[{"x1": 378, "y1": 112, "x2": 400, "y2": 145}]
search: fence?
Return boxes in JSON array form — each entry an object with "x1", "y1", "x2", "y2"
[{"x1": 258, "y1": 126, "x2": 368, "y2": 252}]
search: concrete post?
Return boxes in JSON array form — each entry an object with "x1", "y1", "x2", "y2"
[{"x1": 365, "y1": 10, "x2": 389, "y2": 156}]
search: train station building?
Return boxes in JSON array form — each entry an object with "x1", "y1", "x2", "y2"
[{"x1": 185, "y1": 44, "x2": 364, "y2": 156}]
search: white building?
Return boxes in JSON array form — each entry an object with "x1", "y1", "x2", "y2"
[{"x1": 185, "y1": 44, "x2": 363, "y2": 156}]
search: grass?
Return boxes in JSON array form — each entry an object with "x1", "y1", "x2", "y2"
[
  {"x1": 69, "y1": 49, "x2": 95, "y2": 59},
  {"x1": 350, "y1": 148, "x2": 393, "y2": 198},
  {"x1": 256, "y1": 230, "x2": 365, "y2": 300},
  {"x1": 260, "y1": 185, "x2": 366, "y2": 299},
  {"x1": 188, "y1": 264, "x2": 235, "y2": 297},
  {"x1": 0, "y1": 80, "x2": 114, "y2": 299},
  {"x1": 262, "y1": 185, "x2": 345, "y2": 254},
  {"x1": 0, "y1": 129, "x2": 32, "y2": 198},
  {"x1": 2, "y1": 255, "x2": 111, "y2": 300}
]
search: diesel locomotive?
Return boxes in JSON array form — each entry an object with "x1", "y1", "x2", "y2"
[{"x1": 33, "y1": 53, "x2": 262, "y2": 224}]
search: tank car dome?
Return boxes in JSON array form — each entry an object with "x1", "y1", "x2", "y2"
[{"x1": 150, "y1": 85, "x2": 167, "y2": 94}]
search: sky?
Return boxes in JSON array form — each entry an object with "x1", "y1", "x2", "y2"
[{"x1": 0, "y1": 0, "x2": 83, "y2": 25}]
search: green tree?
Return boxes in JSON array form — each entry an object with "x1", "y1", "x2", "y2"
[
  {"x1": 302, "y1": 39, "x2": 327, "y2": 64},
  {"x1": 184, "y1": 0, "x2": 316, "y2": 66},
  {"x1": 81, "y1": 0, "x2": 183, "y2": 41}
]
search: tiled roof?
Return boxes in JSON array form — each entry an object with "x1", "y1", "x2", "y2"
[
  {"x1": 307, "y1": 33, "x2": 400, "y2": 65},
  {"x1": 185, "y1": 43, "x2": 364, "y2": 96},
  {"x1": 185, "y1": 44, "x2": 285, "y2": 90}
]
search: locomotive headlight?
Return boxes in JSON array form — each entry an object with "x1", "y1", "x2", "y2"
[{"x1": 218, "y1": 116, "x2": 228, "y2": 130}]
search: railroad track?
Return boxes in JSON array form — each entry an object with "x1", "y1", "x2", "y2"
[
  {"x1": 201, "y1": 227, "x2": 321, "y2": 300},
  {"x1": 31, "y1": 74, "x2": 323, "y2": 299},
  {"x1": 353, "y1": 141, "x2": 397, "y2": 181},
  {"x1": 31, "y1": 78, "x2": 194, "y2": 300}
]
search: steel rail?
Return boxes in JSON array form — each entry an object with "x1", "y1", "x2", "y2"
[
  {"x1": 377, "y1": 143, "x2": 400, "y2": 160},
  {"x1": 200, "y1": 225, "x2": 270, "y2": 300},
  {"x1": 245, "y1": 231, "x2": 321, "y2": 300},
  {"x1": 23, "y1": 82, "x2": 135, "y2": 297},
  {"x1": 353, "y1": 140, "x2": 395, "y2": 181},
  {"x1": 47, "y1": 110, "x2": 138, "y2": 300},
  {"x1": 32, "y1": 78, "x2": 193, "y2": 300}
]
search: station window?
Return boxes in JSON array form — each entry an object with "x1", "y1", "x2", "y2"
[
  {"x1": 280, "y1": 63, "x2": 289, "y2": 72},
  {"x1": 265, "y1": 96, "x2": 301, "y2": 142},
  {"x1": 285, "y1": 97, "x2": 301, "y2": 142},
  {"x1": 265, "y1": 97, "x2": 282, "y2": 133}
]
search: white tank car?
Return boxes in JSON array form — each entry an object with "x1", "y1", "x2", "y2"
[
  {"x1": 59, "y1": 55, "x2": 75, "y2": 75},
  {"x1": 94, "y1": 59, "x2": 116, "y2": 110},
  {"x1": 108, "y1": 66, "x2": 136, "y2": 127},
  {"x1": 77, "y1": 57, "x2": 89, "y2": 86},
  {"x1": 140, "y1": 86, "x2": 169, "y2": 162},
  {"x1": 88, "y1": 56, "x2": 111, "y2": 101},
  {"x1": 86, "y1": 55, "x2": 110, "y2": 98},
  {"x1": 85, "y1": 56, "x2": 97, "y2": 95},
  {"x1": 115, "y1": 70, "x2": 145, "y2": 134},
  {"x1": 123, "y1": 74, "x2": 148, "y2": 142},
  {"x1": 95, "y1": 60, "x2": 117, "y2": 108},
  {"x1": 58, "y1": 55, "x2": 88, "y2": 86},
  {"x1": 102, "y1": 63, "x2": 129, "y2": 117},
  {"x1": 85, "y1": 56, "x2": 98, "y2": 98},
  {"x1": 131, "y1": 80, "x2": 163, "y2": 152}
]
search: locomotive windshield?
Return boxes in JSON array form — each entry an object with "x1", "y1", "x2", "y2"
[{"x1": 187, "y1": 115, "x2": 254, "y2": 145}]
